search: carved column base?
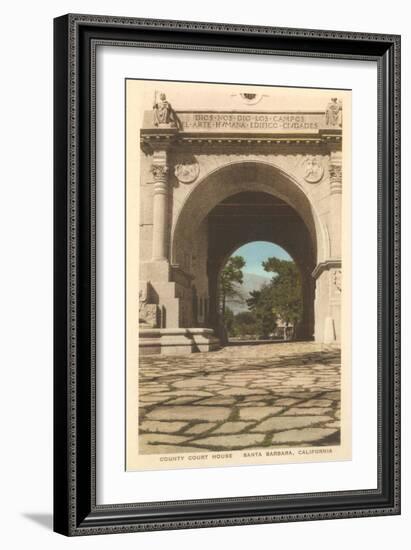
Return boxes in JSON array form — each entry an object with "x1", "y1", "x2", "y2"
[{"x1": 139, "y1": 328, "x2": 220, "y2": 356}]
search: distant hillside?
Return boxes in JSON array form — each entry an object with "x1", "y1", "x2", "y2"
[{"x1": 226, "y1": 272, "x2": 272, "y2": 314}]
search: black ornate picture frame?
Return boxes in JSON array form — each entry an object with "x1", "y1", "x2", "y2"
[{"x1": 53, "y1": 14, "x2": 400, "y2": 536}]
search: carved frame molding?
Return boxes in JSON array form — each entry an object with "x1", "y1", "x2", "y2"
[{"x1": 54, "y1": 14, "x2": 400, "y2": 536}]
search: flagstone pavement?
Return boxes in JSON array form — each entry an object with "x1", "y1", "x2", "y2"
[{"x1": 138, "y1": 342, "x2": 341, "y2": 454}]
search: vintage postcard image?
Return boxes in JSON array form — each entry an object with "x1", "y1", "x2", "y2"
[{"x1": 126, "y1": 79, "x2": 351, "y2": 471}]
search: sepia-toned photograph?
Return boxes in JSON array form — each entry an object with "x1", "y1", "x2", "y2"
[{"x1": 126, "y1": 79, "x2": 351, "y2": 471}]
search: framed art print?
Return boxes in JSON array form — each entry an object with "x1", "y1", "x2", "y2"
[
  {"x1": 53, "y1": 14, "x2": 400, "y2": 535},
  {"x1": 126, "y1": 80, "x2": 351, "y2": 472}
]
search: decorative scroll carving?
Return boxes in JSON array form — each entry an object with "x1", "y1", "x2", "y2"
[
  {"x1": 303, "y1": 156, "x2": 324, "y2": 183},
  {"x1": 150, "y1": 164, "x2": 169, "y2": 180}
]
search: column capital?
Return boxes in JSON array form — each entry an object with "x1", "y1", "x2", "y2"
[
  {"x1": 150, "y1": 150, "x2": 169, "y2": 193},
  {"x1": 150, "y1": 164, "x2": 169, "y2": 181}
]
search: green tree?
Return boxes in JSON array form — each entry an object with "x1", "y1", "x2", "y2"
[
  {"x1": 233, "y1": 310, "x2": 257, "y2": 338},
  {"x1": 223, "y1": 307, "x2": 235, "y2": 335},
  {"x1": 263, "y1": 257, "x2": 303, "y2": 332},
  {"x1": 235, "y1": 311, "x2": 256, "y2": 325},
  {"x1": 219, "y1": 255, "x2": 246, "y2": 318},
  {"x1": 246, "y1": 258, "x2": 303, "y2": 339},
  {"x1": 246, "y1": 284, "x2": 277, "y2": 338}
]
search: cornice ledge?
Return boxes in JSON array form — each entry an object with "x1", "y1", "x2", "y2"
[{"x1": 312, "y1": 259, "x2": 341, "y2": 279}]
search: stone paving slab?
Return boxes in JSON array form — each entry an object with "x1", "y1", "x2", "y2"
[{"x1": 138, "y1": 342, "x2": 341, "y2": 454}]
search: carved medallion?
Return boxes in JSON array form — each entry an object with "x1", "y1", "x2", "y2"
[
  {"x1": 229, "y1": 92, "x2": 266, "y2": 105},
  {"x1": 239, "y1": 92, "x2": 263, "y2": 105},
  {"x1": 174, "y1": 160, "x2": 200, "y2": 184},
  {"x1": 303, "y1": 156, "x2": 324, "y2": 184}
]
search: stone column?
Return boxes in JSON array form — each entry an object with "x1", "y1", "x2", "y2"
[
  {"x1": 329, "y1": 151, "x2": 342, "y2": 258},
  {"x1": 323, "y1": 151, "x2": 342, "y2": 343},
  {"x1": 150, "y1": 150, "x2": 169, "y2": 261}
]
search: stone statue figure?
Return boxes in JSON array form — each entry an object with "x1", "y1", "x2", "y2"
[
  {"x1": 153, "y1": 92, "x2": 177, "y2": 127},
  {"x1": 326, "y1": 97, "x2": 342, "y2": 127},
  {"x1": 139, "y1": 281, "x2": 159, "y2": 328}
]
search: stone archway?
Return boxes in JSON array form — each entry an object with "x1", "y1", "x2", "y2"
[
  {"x1": 139, "y1": 106, "x2": 343, "y2": 354},
  {"x1": 171, "y1": 163, "x2": 319, "y2": 343},
  {"x1": 171, "y1": 160, "x2": 327, "y2": 266}
]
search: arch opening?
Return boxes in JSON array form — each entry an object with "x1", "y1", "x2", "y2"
[
  {"x1": 171, "y1": 174, "x2": 317, "y2": 342},
  {"x1": 205, "y1": 192, "x2": 316, "y2": 342},
  {"x1": 219, "y1": 241, "x2": 306, "y2": 344}
]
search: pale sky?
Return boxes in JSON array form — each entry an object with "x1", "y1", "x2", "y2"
[{"x1": 233, "y1": 241, "x2": 292, "y2": 278}]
